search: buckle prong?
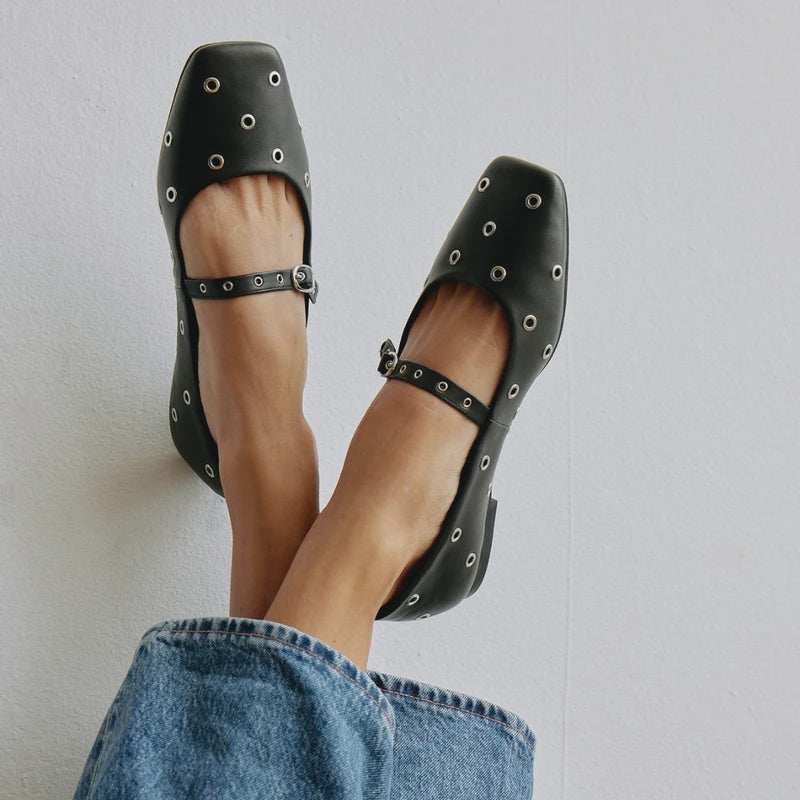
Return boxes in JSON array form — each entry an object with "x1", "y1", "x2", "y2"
[{"x1": 291, "y1": 264, "x2": 315, "y2": 294}]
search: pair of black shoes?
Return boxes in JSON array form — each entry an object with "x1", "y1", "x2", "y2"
[{"x1": 157, "y1": 42, "x2": 568, "y2": 623}]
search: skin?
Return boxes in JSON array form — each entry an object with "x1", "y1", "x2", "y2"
[{"x1": 180, "y1": 174, "x2": 509, "y2": 670}]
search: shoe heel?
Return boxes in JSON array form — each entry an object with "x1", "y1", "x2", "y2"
[{"x1": 467, "y1": 496, "x2": 498, "y2": 597}]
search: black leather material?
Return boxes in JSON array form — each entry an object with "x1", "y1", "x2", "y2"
[
  {"x1": 376, "y1": 156, "x2": 568, "y2": 621},
  {"x1": 157, "y1": 42, "x2": 313, "y2": 495},
  {"x1": 378, "y1": 339, "x2": 491, "y2": 427},
  {"x1": 183, "y1": 264, "x2": 317, "y2": 301}
]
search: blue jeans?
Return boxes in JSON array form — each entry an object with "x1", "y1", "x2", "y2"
[{"x1": 74, "y1": 617, "x2": 535, "y2": 799}]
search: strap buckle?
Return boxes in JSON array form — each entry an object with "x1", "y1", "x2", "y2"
[
  {"x1": 291, "y1": 264, "x2": 318, "y2": 302},
  {"x1": 378, "y1": 338, "x2": 398, "y2": 376}
]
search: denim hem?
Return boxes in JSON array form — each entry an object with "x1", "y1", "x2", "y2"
[
  {"x1": 143, "y1": 616, "x2": 396, "y2": 736},
  {"x1": 368, "y1": 670, "x2": 536, "y2": 753}
]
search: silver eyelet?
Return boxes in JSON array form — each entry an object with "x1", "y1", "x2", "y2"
[
  {"x1": 508, "y1": 384, "x2": 520, "y2": 399},
  {"x1": 304, "y1": 172, "x2": 310, "y2": 188},
  {"x1": 272, "y1": 148, "x2": 284, "y2": 164},
  {"x1": 451, "y1": 527, "x2": 462, "y2": 542},
  {"x1": 399, "y1": 364, "x2": 407, "y2": 374},
  {"x1": 170, "y1": 407, "x2": 177, "y2": 422},
  {"x1": 208, "y1": 154, "x2": 224, "y2": 170},
  {"x1": 204, "y1": 464, "x2": 215, "y2": 478},
  {"x1": 182, "y1": 390, "x2": 191, "y2": 405},
  {"x1": 462, "y1": 397, "x2": 472, "y2": 409},
  {"x1": 477, "y1": 177, "x2": 490, "y2": 192},
  {"x1": 295, "y1": 270, "x2": 306, "y2": 282},
  {"x1": 465, "y1": 553, "x2": 477, "y2": 568},
  {"x1": 551, "y1": 264, "x2": 564, "y2": 281},
  {"x1": 166, "y1": 187, "x2": 177, "y2": 203},
  {"x1": 276, "y1": 273, "x2": 284, "y2": 284},
  {"x1": 413, "y1": 369, "x2": 423, "y2": 379},
  {"x1": 417, "y1": 613, "x2": 431, "y2": 620},
  {"x1": 482, "y1": 221, "x2": 496, "y2": 237},
  {"x1": 203, "y1": 77, "x2": 220, "y2": 93},
  {"x1": 253, "y1": 275, "x2": 264, "y2": 287},
  {"x1": 522, "y1": 314, "x2": 537, "y2": 331},
  {"x1": 179, "y1": 320, "x2": 185, "y2": 335},
  {"x1": 437, "y1": 381, "x2": 448, "y2": 392},
  {"x1": 268, "y1": 70, "x2": 281, "y2": 86},
  {"x1": 164, "y1": 131, "x2": 173, "y2": 147},
  {"x1": 543, "y1": 344, "x2": 554, "y2": 359},
  {"x1": 449, "y1": 249, "x2": 461, "y2": 265},
  {"x1": 223, "y1": 280, "x2": 234, "y2": 292},
  {"x1": 525, "y1": 193, "x2": 542, "y2": 210},
  {"x1": 199, "y1": 283, "x2": 207, "y2": 294},
  {"x1": 490, "y1": 265, "x2": 506, "y2": 282},
  {"x1": 407, "y1": 594, "x2": 420, "y2": 606},
  {"x1": 480, "y1": 455, "x2": 491, "y2": 470},
  {"x1": 240, "y1": 113, "x2": 256, "y2": 130}
]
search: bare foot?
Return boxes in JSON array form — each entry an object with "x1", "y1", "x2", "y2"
[
  {"x1": 179, "y1": 174, "x2": 319, "y2": 618},
  {"x1": 265, "y1": 279, "x2": 509, "y2": 667}
]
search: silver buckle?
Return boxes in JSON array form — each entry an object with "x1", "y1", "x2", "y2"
[
  {"x1": 291, "y1": 264, "x2": 315, "y2": 294},
  {"x1": 378, "y1": 338, "x2": 398, "y2": 376}
]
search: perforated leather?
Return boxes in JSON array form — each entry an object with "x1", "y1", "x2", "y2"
[
  {"x1": 376, "y1": 156, "x2": 568, "y2": 621},
  {"x1": 157, "y1": 42, "x2": 314, "y2": 495}
]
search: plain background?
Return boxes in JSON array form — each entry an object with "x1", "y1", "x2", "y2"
[{"x1": 2, "y1": 1, "x2": 798, "y2": 798}]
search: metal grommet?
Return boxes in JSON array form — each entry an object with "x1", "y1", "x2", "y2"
[
  {"x1": 223, "y1": 280, "x2": 234, "y2": 292},
  {"x1": 240, "y1": 113, "x2": 256, "y2": 130},
  {"x1": 525, "y1": 193, "x2": 542, "y2": 210},
  {"x1": 276, "y1": 273, "x2": 284, "y2": 284},
  {"x1": 166, "y1": 187, "x2": 177, "y2": 203},
  {"x1": 164, "y1": 131, "x2": 173, "y2": 147},
  {"x1": 490, "y1": 265, "x2": 506, "y2": 282},
  {"x1": 508, "y1": 384, "x2": 520, "y2": 399},
  {"x1": 268, "y1": 70, "x2": 281, "y2": 86},
  {"x1": 253, "y1": 275, "x2": 264, "y2": 287},
  {"x1": 449, "y1": 249, "x2": 461, "y2": 265},
  {"x1": 208, "y1": 154, "x2": 224, "y2": 170},
  {"x1": 480, "y1": 455, "x2": 491, "y2": 470},
  {"x1": 437, "y1": 381, "x2": 448, "y2": 392},
  {"x1": 204, "y1": 464, "x2": 215, "y2": 478},
  {"x1": 451, "y1": 527, "x2": 462, "y2": 542},
  {"x1": 407, "y1": 594, "x2": 420, "y2": 606},
  {"x1": 199, "y1": 283, "x2": 207, "y2": 294},
  {"x1": 272, "y1": 148, "x2": 284, "y2": 163},
  {"x1": 295, "y1": 269, "x2": 306, "y2": 282},
  {"x1": 170, "y1": 407, "x2": 177, "y2": 422},
  {"x1": 182, "y1": 390, "x2": 191, "y2": 405},
  {"x1": 413, "y1": 369, "x2": 423, "y2": 379},
  {"x1": 482, "y1": 221, "x2": 496, "y2": 237},
  {"x1": 543, "y1": 344, "x2": 554, "y2": 359},
  {"x1": 417, "y1": 613, "x2": 431, "y2": 620},
  {"x1": 203, "y1": 77, "x2": 220, "y2": 93},
  {"x1": 304, "y1": 172, "x2": 310, "y2": 188},
  {"x1": 399, "y1": 364, "x2": 407, "y2": 374},
  {"x1": 478, "y1": 177, "x2": 490, "y2": 192},
  {"x1": 462, "y1": 397, "x2": 472, "y2": 409},
  {"x1": 552, "y1": 264, "x2": 564, "y2": 281},
  {"x1": 179, "y1": 319, "x2": 185, "y2": 335},
  {"x1": 522, "y1": 314, "x2": 537, "y2": 331},
  {"x1": 465, "y1": 553, "x2": 477, "y2": 568}
]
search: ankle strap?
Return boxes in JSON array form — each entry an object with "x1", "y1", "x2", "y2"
[
  {"x1": 377, "y1": 339, "x2": 489, "y2": 426},
  {"x1": 183, "y1": 264, "x2": 318, "y2": 302}
]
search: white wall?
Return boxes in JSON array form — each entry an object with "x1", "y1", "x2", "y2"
[{"x1": 2, "y1": 1, "x2": 798, "y2": 797}]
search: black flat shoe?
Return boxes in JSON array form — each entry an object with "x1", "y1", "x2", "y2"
[
  {"x1": 375, "y1": 156, "x2": 568, "y2": 621},
  {"x1": 156, "y1": 41, "x2": 317, "y2": 495}
]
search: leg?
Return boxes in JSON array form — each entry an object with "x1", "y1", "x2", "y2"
[
  {"x1": 266, "y1": 280, "x2": 510, "y2": 668},
  {"x1": 180, "y1": 174, "x2": 319, "y2": 618}
]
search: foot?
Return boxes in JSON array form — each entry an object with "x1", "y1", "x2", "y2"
[
  {"x1": 332, "y1": 279, "x2": 511, "y2": 603},
  {"x1": 263, "y1": 279, "x2": 509, "y2": 667},
  {"x1": 180, "y1": 174, "x2": 319, "y2": 617}
]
